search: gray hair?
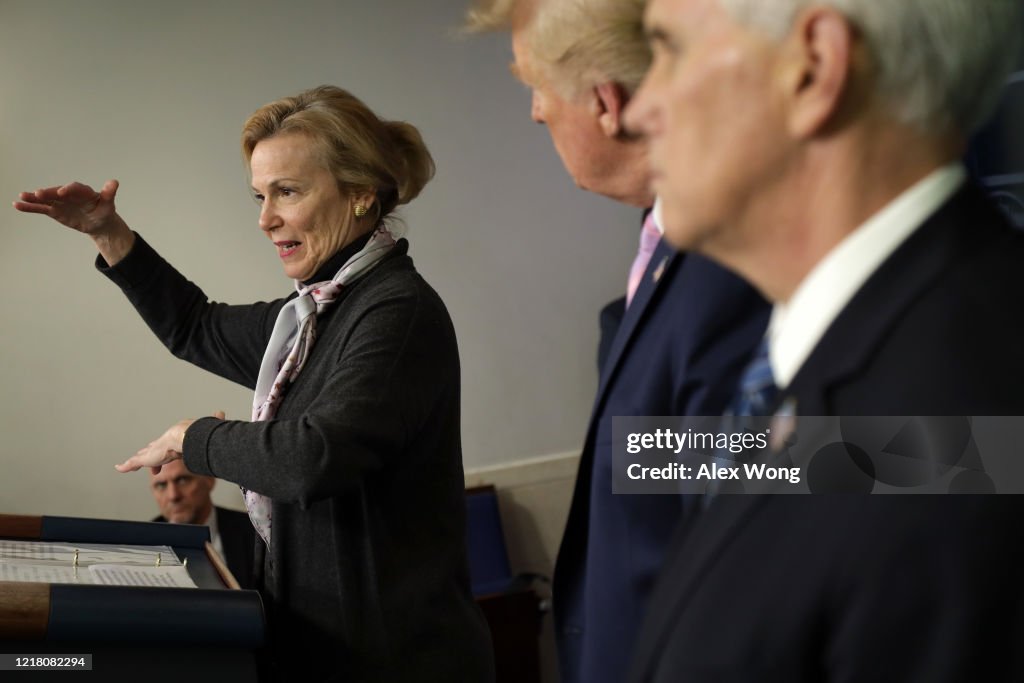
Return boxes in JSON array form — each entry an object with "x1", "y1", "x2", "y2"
[
  {"x1": 465, "y1": 0, "x2": 650, "y2": 98},
  {"x1": 719, "y1": 0, "x2": 1023, "y2": 136}
]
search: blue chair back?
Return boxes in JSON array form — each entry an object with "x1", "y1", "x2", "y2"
[{"x1": 465, "y1": 485, "x2": 513, "y2": 596}]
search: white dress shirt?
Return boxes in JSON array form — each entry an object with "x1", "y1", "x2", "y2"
[
  {"x1": 768, "y1": 164, "x2": 967, "y2": 389},
  {"x1": 652, "y1": 197, "x2": 666, "y2": 236}
]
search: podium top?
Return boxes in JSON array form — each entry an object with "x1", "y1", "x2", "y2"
[
  {"x1": 0, "y1": 514, "x2": 209, "y2": 548},
  {"x1": 0, "y1": 514, "x2": 265, "y2": 646}
]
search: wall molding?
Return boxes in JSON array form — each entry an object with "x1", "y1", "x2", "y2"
[{"x1": 465, "y1": 450, "x2": 581, "y2": 490}]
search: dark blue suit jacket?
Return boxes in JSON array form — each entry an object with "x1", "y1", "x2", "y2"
[
  {"x1": 629, "y1": 182, "x2": 1024, "y2": 683},
  {"x1": 554, "y1": 237, "x2": 769, "y2": 683}
]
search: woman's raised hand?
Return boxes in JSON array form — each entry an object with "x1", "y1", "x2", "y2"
[
  {"x1": 115, "y1": 411, "x2": 226, "y2": 475},
  {"x1": 15, "y1": 179, "x2": 121, "y2": 234},
  {"x1": 14, "y1": 179, "x2": 136, "y2": 265}
]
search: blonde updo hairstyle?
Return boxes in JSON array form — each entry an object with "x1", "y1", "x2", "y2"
[{"x1": 241, "y1": 85, "x2": 435, "y2": 226}]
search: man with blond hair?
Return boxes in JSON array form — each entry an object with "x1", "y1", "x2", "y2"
[
  {"x1": 465, "y1": 2, "x2": 768, "y2": 681},
  {"x1": 624, "y1": 1, "x2": 1024, "y2": 680}
]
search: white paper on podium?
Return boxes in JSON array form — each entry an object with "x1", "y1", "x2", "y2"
[
  {"x1": 0, "y1": 540, "x2": 197, "y2": 588},
  {"x1": 88, "y1": 564, "x2": 196, "y2": 587}
]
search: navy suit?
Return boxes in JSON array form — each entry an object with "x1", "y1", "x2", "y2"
[
  {"x1": 554, "y1": 238, "x2": 769, "y2": 683},
  {"x1": 596, "y1": 296, "x2": 626, "y2": 372},
  {"x1": 629, "y1": 181, "x2": 1024, "y2": 682}
]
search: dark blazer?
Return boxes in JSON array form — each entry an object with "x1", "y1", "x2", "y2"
[
  {"x1": 153, "y1": 506, "x2": 257, "y2": 589},
  {"x1": 629, "y1": 181, "x2": 1024, "y2": 682},
  {"x1": 555, "y1": 238, "x2": 769, "y2": 683},
  {"x1": 215, "y1": 506, "x2": 258, "y2": 590},
  {"x1": 596, "y1": 296, "x2": 625, "y2": 372},
  {"x1": 108, "y1": 235, "x2": 492, "y2": 683}
]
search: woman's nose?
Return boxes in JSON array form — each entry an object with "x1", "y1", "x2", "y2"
[{"x1": 259, "y1": 201, "x2": 281, "y2": 231}]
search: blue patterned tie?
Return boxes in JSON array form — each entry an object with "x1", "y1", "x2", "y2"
[
  {"x1": 701, "y1": 337, "x2": 778, "y2": 506},
  {"x1": 728, "y1": 337, "x2": 777, "y2": 417}
]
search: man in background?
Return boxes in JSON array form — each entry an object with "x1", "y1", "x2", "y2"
[
  {"x1": 150, "y1": 459, "x2": 256, "y2": 589},
  {"x1": 624, "y1": 1, "x2": 1024, "y2": 680},
  {"x1": 465, "y1": 1, "x2": 768, "y2": 681}
]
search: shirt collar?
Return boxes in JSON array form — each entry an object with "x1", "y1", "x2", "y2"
[
  {"x1": 769, "y1": 163, "x2": 967, "y2": 388},
  {"x1": 651, "y1": 197, "x2": 666, "y2": 236}
]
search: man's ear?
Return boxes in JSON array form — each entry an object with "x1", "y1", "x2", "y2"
[
  {"x1": 594, "y1": 81, "x2": 631, "y2": 138},
  {"x1": 780, "y1": 7, "x2": 855, "y2": 138}
]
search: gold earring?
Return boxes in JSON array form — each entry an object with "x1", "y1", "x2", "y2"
[{"x1": 354, "y1": 204, "x2": 367, "y2": 218}]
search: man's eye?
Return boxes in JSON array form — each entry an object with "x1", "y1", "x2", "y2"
[
  {"x1": 280, "y1": 188, "x2": 294, "y2": 197},
  {"x1": 253, "y1": 193, "x2": 265, "y2": 203}
]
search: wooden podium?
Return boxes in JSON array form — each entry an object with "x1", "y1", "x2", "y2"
[{"x1": 0, "y1": 513, "x2": 265, "y2": 681}]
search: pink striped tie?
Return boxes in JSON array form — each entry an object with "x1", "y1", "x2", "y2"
[{"x1": 626, "y1": 211, "x2": 661, "y2": 308}]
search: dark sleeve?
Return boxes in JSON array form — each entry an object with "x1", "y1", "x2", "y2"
[
  {"x1": 97, "y1": 233, "x2": 286, "y2": 389},
  {"x1": 182, "y1": 276, "x2": 458, "y2": 506}
]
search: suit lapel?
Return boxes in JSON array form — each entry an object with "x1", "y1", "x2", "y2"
[
  {"x1": 596, "y1": 239, "x2": 680, "y2": 407},
  {"x1": 554, "y1": 240, "x2": 679, "y2": 594},
  {"x1": 782, "y1": 182, "x2": 994, "y2": 413}
]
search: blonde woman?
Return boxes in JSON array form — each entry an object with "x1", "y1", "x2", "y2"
[{"x1": 15, "y1": 85, "x2": 493, "y2": 683}]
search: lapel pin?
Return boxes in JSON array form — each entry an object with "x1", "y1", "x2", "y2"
[
  {"x1": 769, "y1": 398, "x2": 798, "y2": 452},
  {"x1": 652, "y1": 256, "x2": 668, "y2": 284}
]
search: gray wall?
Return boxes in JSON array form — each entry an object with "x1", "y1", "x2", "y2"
[{"x1": 0, "y1": 0, "x2": 637, "y2": 520}]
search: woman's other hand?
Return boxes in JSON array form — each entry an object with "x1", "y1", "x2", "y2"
[
  {"x1": 116, "y1": 411, "x2": 225, "y2": 474},
  {"x1": 13, "y1": 179, "x2": 136, "y2": 265}
]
